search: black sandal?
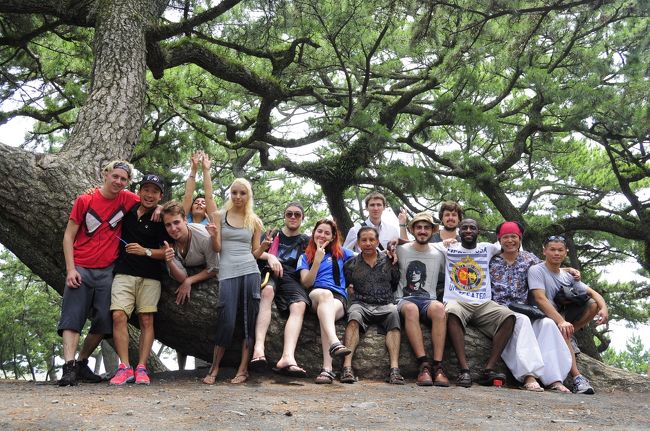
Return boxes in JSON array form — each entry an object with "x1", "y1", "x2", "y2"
[
  {"x1": 328, "y1": 341, "x2": 351, "y2": 358},
  {"x1": 386, "y1": 367, "x2": 405, "y2": 385},
  {"x1": 315, "y1": 368, "x2": 335, "y2": 384},
  {"x1": 340, "y1": 366, "x2": 356, "y2": 383}
]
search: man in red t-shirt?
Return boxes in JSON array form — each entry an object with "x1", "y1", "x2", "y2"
[{"x1": 58, "y1": 160, "x2": 140, "y2": 386}]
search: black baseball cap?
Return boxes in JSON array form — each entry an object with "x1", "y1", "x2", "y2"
[{"x1": 139, "y1": 174, "x2": 164, "y2": 193}]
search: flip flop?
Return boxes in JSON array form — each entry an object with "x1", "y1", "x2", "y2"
[
  {"x1": 249, "y1": 356, "x2": 268, "y2": 372},
  {"x1": 231, "y1": 373, "x2": 248, "y2": 384},
  {"x1": 520, "y1": 381, "x2": 544, "y2": 392},
  {"x1": 272, "y1": 364, "x2": 307, "y2": 378}
]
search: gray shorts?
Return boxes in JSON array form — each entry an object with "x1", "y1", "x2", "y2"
[
  {"x1": 57, "y1": 265, "x2": 114, "y2": 337},
  {"x1": 348, "y1": 302, "x2": 400, "y2": 335}
]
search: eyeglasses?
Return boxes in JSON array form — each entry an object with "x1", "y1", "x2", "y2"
[
  {"x1": 544, "y1": 235, "x2": 566, "y2": 245},
  {"x1": 285, "y1": 211, "x2": 302, "y2": 219}
]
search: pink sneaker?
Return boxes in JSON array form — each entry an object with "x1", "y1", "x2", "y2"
[
  {"x1": 135, "y1": 365, "x2": 150, "y2": 385},
  {"x1": 109, "y1": 363, "x2": 134, "y2": 386}
]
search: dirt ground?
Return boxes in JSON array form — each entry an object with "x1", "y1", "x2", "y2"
[{"x1": 3, "y1": 369, "x2": 649, "y2": 431}]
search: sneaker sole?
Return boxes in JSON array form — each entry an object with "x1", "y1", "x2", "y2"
[
  {"x1": 109, "y1": 377, "x2": 135, "y2": 386},
  {"x1": 416, "y1": 380, "x2": 434, "y2": 386}
]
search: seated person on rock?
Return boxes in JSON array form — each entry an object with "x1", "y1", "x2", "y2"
[
  {"x1": 527, "y1": 235, "x2": 608, "y2": 395},
  {"x1": 489, "y1": 221, "x2": 573, "y2": 393},
  {"x1": 250, "y1": 202, "x2": 311, "y2": 378},
  {"x1": 340, "y1": 226, "x2": 404, "y2": 385},
  {"x1": 297, "y1": 218, "x2": 355, "y2": 384},
  {"x1": 395, "y1": 212, "x2": 450, "y2": 387},
  {"x1": 440, "y1": 219, "x2": 515, "y2": 388}
]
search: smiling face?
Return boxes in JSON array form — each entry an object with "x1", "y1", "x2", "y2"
[
  {"x1": 499, "y1": 233, "x2": 520, "y2": 253},
  {"x1": 459, "y1": 219, "x2": 479, "y2": 247},
  {"x1": 102, "y1": 168, "x2": 130, "y2": 197},
  {"x1": 192, "y1": 197, "x2": 206, "y2": 217},
  {"x1": 358, "y1": 229, "x2": 379, "y2": 256},
  {"x1": 138, "y1": 183, "x2": 163, "y2": 210},
  {"x1": 163, "y1": 213, "x2": 188, "y2": 241},
  {"x1": 412, "y1": 221, "x2": 435, "y2": 244},
  {"x1": 313, "y1": 222, "x2": 334, "y2": 247}
]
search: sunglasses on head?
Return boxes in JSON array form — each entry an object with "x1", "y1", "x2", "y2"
[
  {"x1": 544, "y1": 235, "x2": 566, "y2": 245},
  {"x1": 285, "y1": 211, "x2": 302, "y2": 219}
]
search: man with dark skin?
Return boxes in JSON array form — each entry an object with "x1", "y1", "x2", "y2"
[{"x1": 440, "y1": 219, "x2": 515, "y2": 387}]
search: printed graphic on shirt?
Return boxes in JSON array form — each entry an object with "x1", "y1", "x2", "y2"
[
  {"x1": 405, "y1": 260, "x2": 429, "y2": 297},
  {"x1": 450, "y1": 256, "x2": 485, "y2": 292}
]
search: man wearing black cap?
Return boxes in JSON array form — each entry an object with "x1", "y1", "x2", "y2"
[{"x1": 109, "y1": 174, "x2": 170, "y2": 386}]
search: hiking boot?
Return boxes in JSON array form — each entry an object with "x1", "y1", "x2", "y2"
[
  {"x1": 76, "y1": 358, "x2": 103, "y2": 383},
  {"x1": 432, "y1": 365, "x2": 450, "y2": 387},
  {"x1": 478, "y1": 369, "x2": 506, "y2": 386},
  {"x1": 135, "y1": 365, "x2": 150, "y2": 385},
  {"x1": 572, "y1": 375, "x2": 595, "y2": 395},
  {"x1": 109, "y1": 363, "x2": 135, "y2": 386},
  {"x1": 416, "y1": 362, "x2": 433, "y2": 386},
  {"x1": 58, "y1": 360, "x2": 78, "y2": 387}
]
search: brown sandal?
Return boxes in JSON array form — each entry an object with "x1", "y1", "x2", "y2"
[
  {"x1": 314, "y1": 369, "x2": 335, "y2": 384},
  {"x1": 202, "y1": 374, "x2": 217, "y2": 385},
  {"x1": 230, "y1": 372, "x2": 248, "y2": 384},
  {"x1": 386, "y1": 367, "x2": 405, "y2": 385},
  {"x1": 340, "y1": 366, "x2": 355, "y2": 384}
]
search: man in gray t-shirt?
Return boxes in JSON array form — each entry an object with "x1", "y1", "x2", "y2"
[{"x1": 527, "y1": 236, "x2": 608, "y2": 394}]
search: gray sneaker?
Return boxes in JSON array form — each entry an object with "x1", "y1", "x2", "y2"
[
  {"x1": 572, "y1": 375, "x2": 595, "y2": 394},
  {"x1": 570, "y1": 336, "x2": 581, "y2": 355}
]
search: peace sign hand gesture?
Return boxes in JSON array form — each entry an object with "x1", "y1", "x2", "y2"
[{"x1": 314, "y1": 239, "x2": 330, "y2": 264}]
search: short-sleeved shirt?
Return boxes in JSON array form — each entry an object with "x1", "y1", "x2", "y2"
[
  {"x1": 343, "y1": 218, "x2": 400, "y2": 252},
  {"x1": 527, "y1": 262, "x2": 589, "y2": 309},
  {"x1": 169, "y1": 223, "x2": 219, "y2": 275},
  {"x1": 440, "y1": 242, "x2": 501, "y2": 304},
  {"x1": 274, "y1": 231, "x2": 310, "y2": 273},
  {"x1": 297, "y1": 248, "x2": 355, "y2": 298},
  {"x1": 69, "y1": 189, "x2": 140, "y2": 268},
  {"x1": 489, "y1": 251, "x2": 541, "y2": 306},
  {"x1": 343, "y1": 252, "x2": 399, "y2": 305},
  {"x1": 395, "y1": 243, "x2": 444, "y2": 300},
  {"x1": 113, "y1": 204, "x2": 171, "y2": 281}
]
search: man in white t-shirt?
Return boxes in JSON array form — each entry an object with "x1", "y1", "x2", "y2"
[
  {"x1": 441, "y1": 219, "x2": 515, "y2": 388},
  {"x1": 343, "y1": 191, "x2": 399, "y2": 252}
]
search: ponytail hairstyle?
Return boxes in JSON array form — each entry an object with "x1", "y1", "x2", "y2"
[{"x1": 304, "y1": 219, "x2": 343, "y2": 264}]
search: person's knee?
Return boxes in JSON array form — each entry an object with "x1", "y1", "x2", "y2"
[
  {"x1": 346, "y1": 319, "x2": 360, "y2": 332},
  {"x1": 139, "y1": 313, "x2": 154, "y2": 330},
  {"x1": 585, "y1": 301, "x2": 598, "y2": 318},
  {"x1": 401, "y1": 302, "x2": 419, "y2": 321},
  {"x1": 112, "y1": 310, "x2": 128, "y2": 326},
  {"x1": 261, "y1": 286, "x2": 275, "y2": 302},
  {"x1": 290, "y1": 301, "x2": 307, "y2": 315},
  {"x1": 428, "y1": 301, "x2": 446, "y2": 321}
]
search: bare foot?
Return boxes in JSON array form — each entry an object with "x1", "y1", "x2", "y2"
[{"x1": 231, "y1": 373, "x2": 248, "y2": 384}]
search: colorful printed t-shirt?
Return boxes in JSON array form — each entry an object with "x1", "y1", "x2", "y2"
[
  {"x1": 489, "y1": 251, "x2": 541, "y2": 306},
  {"x1": 440, "y1": 242, "x2": 501, "y2": 304}
]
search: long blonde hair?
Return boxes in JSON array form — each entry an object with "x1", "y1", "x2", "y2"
[{"x1": 223, "y1": 178, "x2": 262, "y2": 232}]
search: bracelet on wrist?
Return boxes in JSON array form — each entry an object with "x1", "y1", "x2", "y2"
[{"x1": 399, "y1": 224, "x2": 407, "y2": 227}]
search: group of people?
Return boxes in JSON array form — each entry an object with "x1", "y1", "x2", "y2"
[{"x1": 56, "y1": 154, "x2": 608, "y2": 395}]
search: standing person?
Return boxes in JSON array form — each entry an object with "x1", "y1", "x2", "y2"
[
  {"x1": 343, "y1": 191, "x2": 399, "y2": 252},
  {"x1": 528, "y1": 236, "x2": 609, "y2": 394},
  {"x1": 58, "y1": 160, "x2": 140, "y2": 386},
  {"x1": 442, "y1": 219, "x2": 515, "y2": 388},
  {"x1": 203, "y1": 178, "x2": 264, "y2": 385},
  {"x1": 431, "y1": 201, "x2": 463, "y2": 242},
  {"x1": 250, "y1": 203, "x2": 311, "y2": 377},
  {"x1": 182, "y1": 151, "x2": 210, "y2": 225},
  {"x1": 395, "y1": 212, "x2": 449, "y2": 387},
  {"x1": 340, "y1": 227, "x2": 404, "y2": 384},
  {"x1": 490, "y1": 221, "x2": 573, "y2": 392},
  {"x1": 298, "y1": 219, "x2": 355, "y2": 384},
  {"x1": 109, "y1": 174, "x2": 170, "y2": 386}
]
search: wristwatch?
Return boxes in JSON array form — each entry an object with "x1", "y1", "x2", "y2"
[{"x1": 145, "y1": 248, "x2": 152, "y2": 257}]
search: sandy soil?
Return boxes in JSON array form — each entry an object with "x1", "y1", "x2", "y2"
[{"x1": 3, "y1": 369, "x2": 649, "y2": 431}]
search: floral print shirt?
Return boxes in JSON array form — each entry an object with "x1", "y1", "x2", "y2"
[{"x1": 489, "y1": 251, "x2": 541, "y2": 306}]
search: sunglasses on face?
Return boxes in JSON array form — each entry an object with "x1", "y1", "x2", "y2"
[{"x1": 285, "y1": 211, "x2": 303, "y2": 219}]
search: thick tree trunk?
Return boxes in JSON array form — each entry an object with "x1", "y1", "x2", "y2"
[{"x1": 0, "y1": 0, "x2": 157, "y2": 294}]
